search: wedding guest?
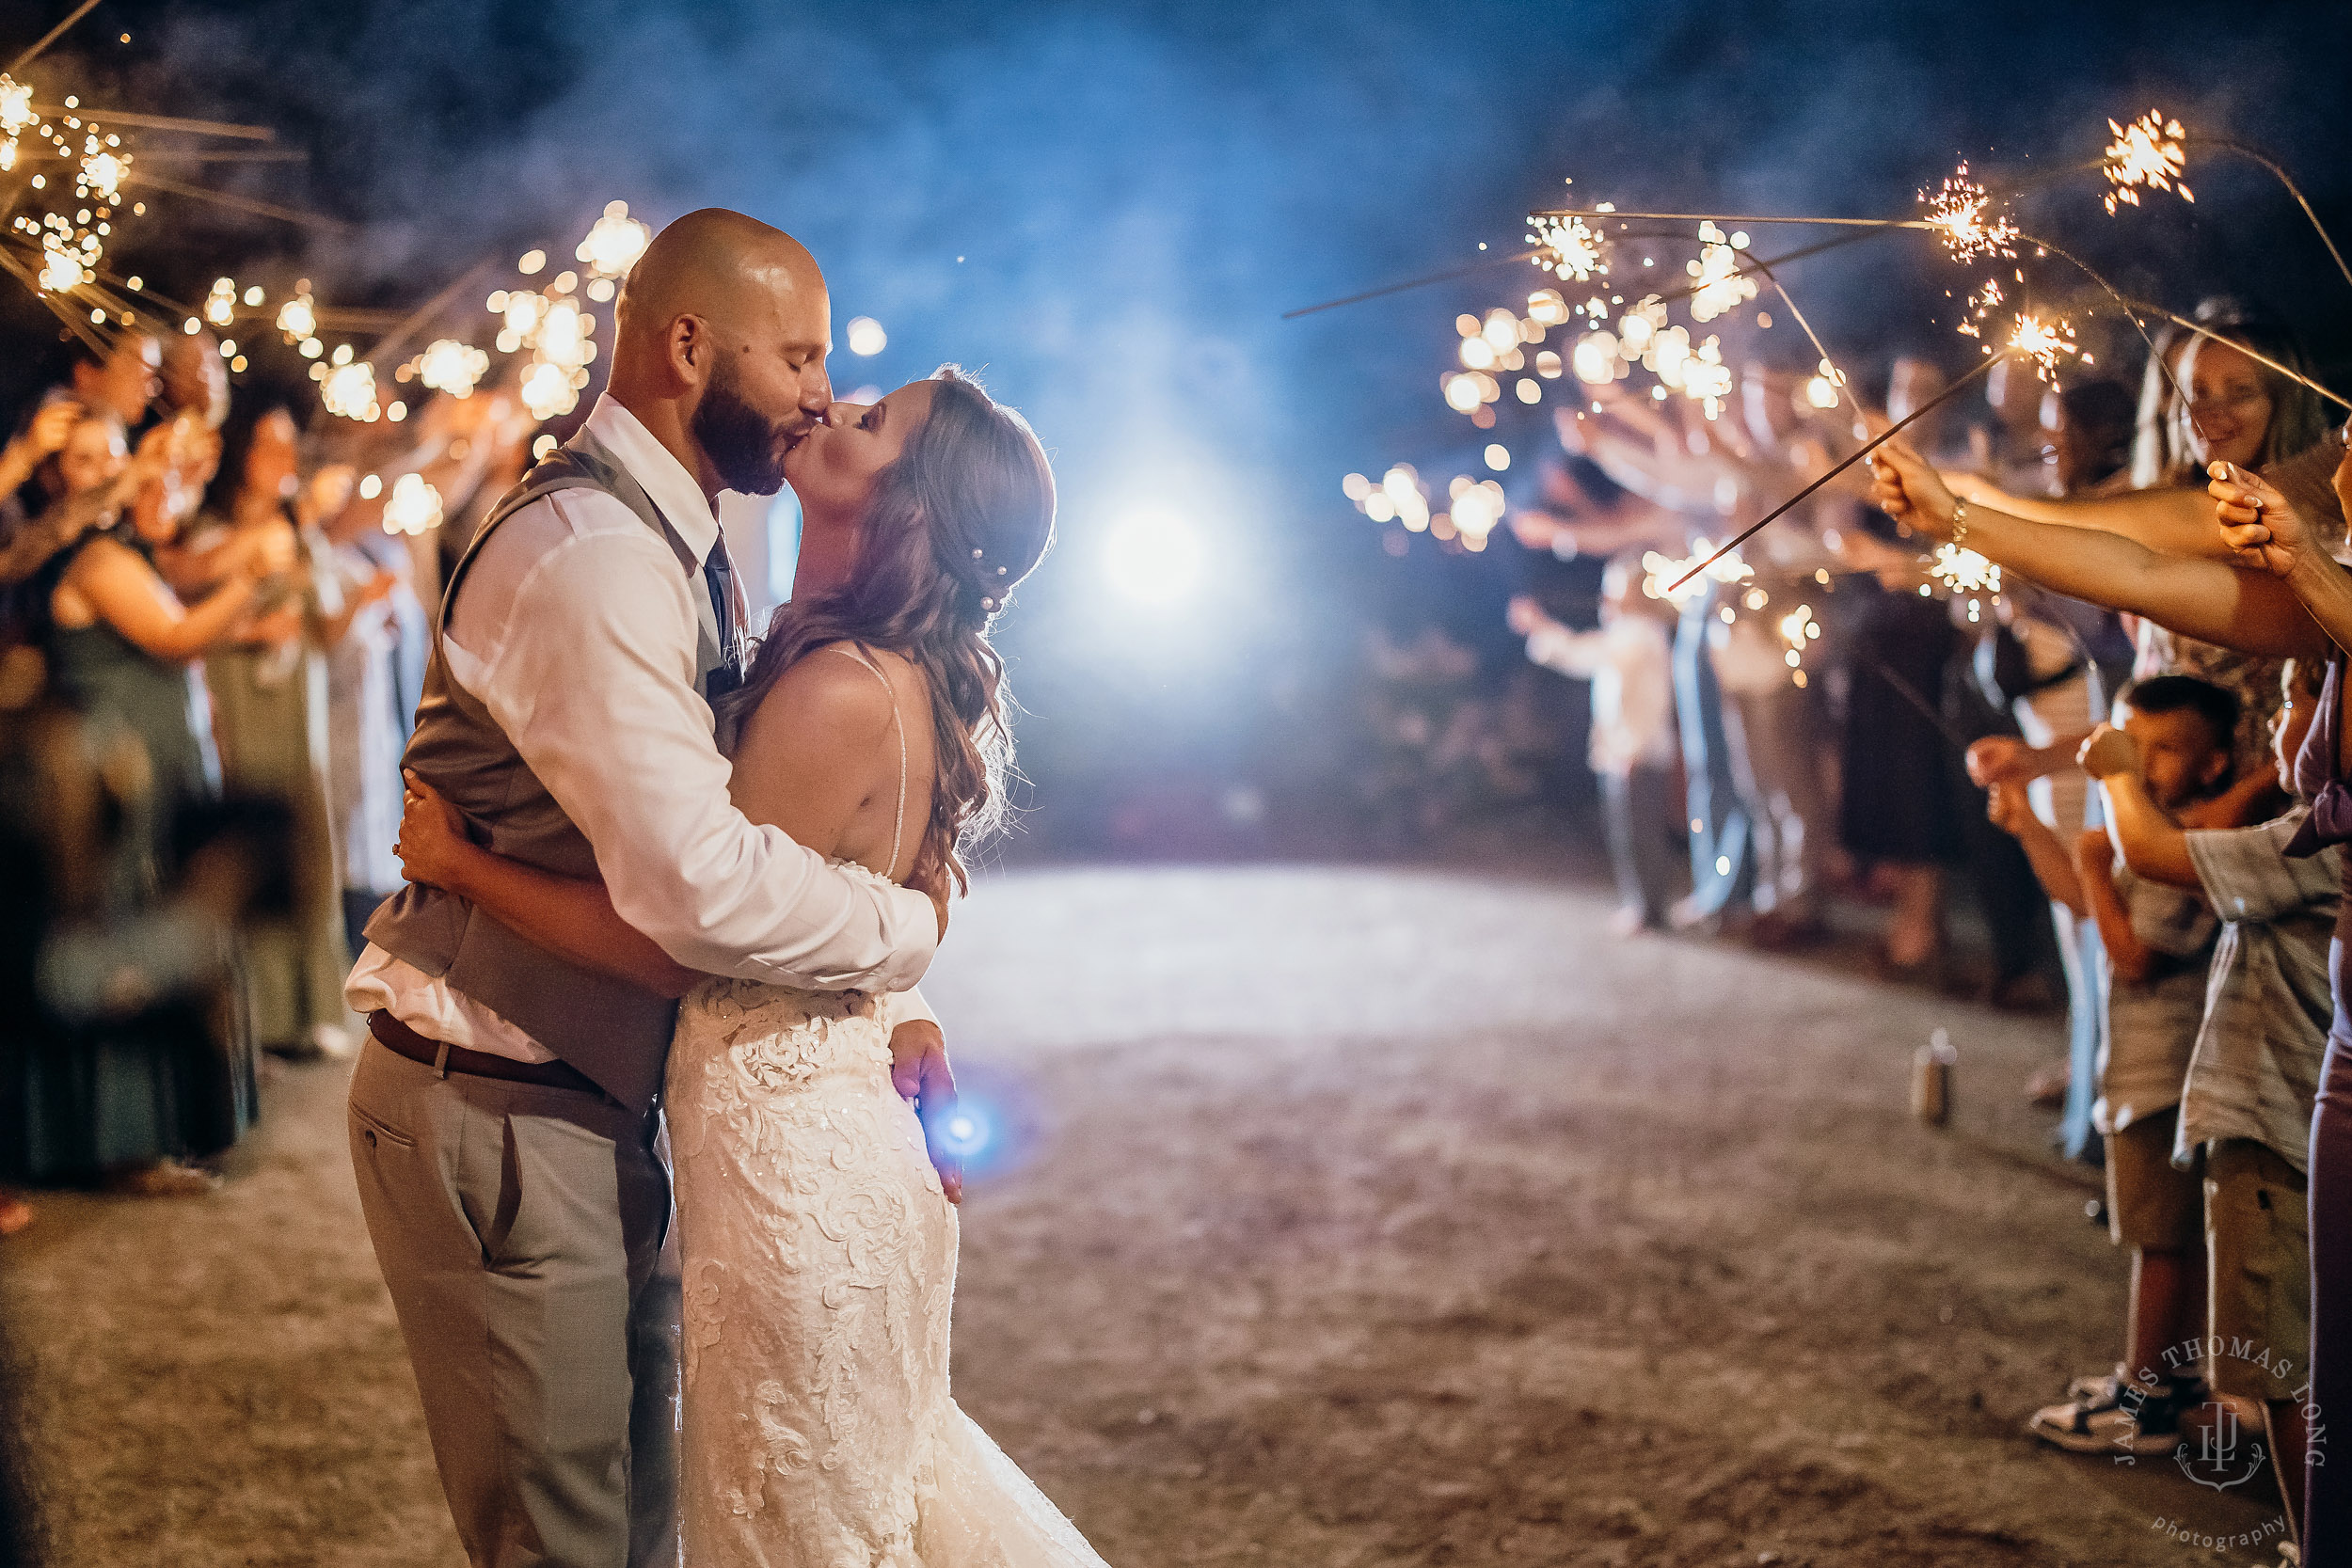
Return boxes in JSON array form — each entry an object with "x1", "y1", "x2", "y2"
[
  {"x1": 2083, "y1": 658, "x2": 2333, "y2": 1536},
  {"x1": 59, "y1": 331, "x2": 161, "y2": 431},
  {"x1": 1508, "y1": 553, "x2": 1678, "y2": 933},
  {"x1": 196, "y1": 406, "x2": 361, "y2": 1059},
  {"x1": 1989, "y1": 677, "x2": 2234, "y2": 1453}
]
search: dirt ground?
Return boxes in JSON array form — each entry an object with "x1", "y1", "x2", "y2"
[{"x1": 0, "y1": 864, "x2": 2294, "y2": 1566}]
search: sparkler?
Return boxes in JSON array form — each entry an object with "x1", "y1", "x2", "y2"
[
  {"x1": 2101, "y1": 111, "x2": 2190, "y2": 214},
  {"x1": 2002, "y1": 311, "x2": 2079, "y2": 381},
  {"x1": 1684, "y1": 222, "x2": 1756, "y2": 322},
  {"x1": 1930, "y1": 543, "x2": 2000, "y2": 595},
  {"x1": 380, "y1": 472, "x2": 444, "y2": 536},
  {"x1": 1919, "y1": 163, "x2": 2018, "y2": 261},
  {"x1": 1528, "y1": 214, "x2": 1608, "y2": 282},
  {"x1": 1776, "y1": 603, "x2": 1822, "y2": 671},
  {"x1": 416, "y1": 338, "x2": 489, "y2": 398}
]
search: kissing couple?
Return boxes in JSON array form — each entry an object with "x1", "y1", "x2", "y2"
[{"x1": 343, "y1": 207, "x2": 1107, "y2": 1567}]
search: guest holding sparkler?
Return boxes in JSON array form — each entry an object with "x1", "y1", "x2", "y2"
[
  {"x1": 1981, "y1": 676, "x2": 2235, "y2": 1455},
  {"x1": 2207, "y1": 443, "x2": 2352, "y2": 1563},
  {"x1": 1508, "y1": 553, "x2": 1678, "y2": 933},
  {"x1": 2081, "y1": 658, "x2": 2334, "y2": 1542}
]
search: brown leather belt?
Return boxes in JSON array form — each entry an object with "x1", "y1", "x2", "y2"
[{"x1": 367, "y1": 1009, "x2": 607, "y2": 1099}]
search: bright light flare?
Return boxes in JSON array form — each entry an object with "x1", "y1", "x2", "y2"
[
  {"x1": 1104, "y1": 504, "x2": 1206, "y2": 606},
  {"x1": 2104, "y1": 110, "x2": 2191, "y2": 214},
  {"x1": 846, "y1": 316, "x2": 887, "y2": 356}
]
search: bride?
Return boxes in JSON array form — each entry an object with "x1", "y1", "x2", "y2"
[{"x1": 393, "y1": 367, "x2": 1105, "y2": 1567}]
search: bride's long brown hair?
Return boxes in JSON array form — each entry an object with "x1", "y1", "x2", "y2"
[{"x1": 719, "y1": 367, "x2": 1055, "y2": 891}]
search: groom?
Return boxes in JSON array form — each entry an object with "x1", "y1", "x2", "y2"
[{"x1": 344, "y1": 209, "x2": 955, "y2": 1568}]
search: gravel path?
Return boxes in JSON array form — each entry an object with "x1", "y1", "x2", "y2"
[{"x1": 0, "y1": 865, "x2": 2283, "y2": 1565}]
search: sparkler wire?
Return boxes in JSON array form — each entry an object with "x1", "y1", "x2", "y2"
[
  {"x1": 7, "y1": 0, "x2": 102, "y2": 76},
  {"x1": 32, "y1": 106, "x2": 276, "y2": 141},
  {"x1": 1526, "y1": 207, "x2": 1931, "y2": 231},
  {"x1": 1748, "y1": 254, "x2": 1862, "y2": 424},
  {"x1": 1279, "y1": 247, "x2": 1540, "y2": 320},
  {"x1": 2194, "y1": 139, "x2": 2352, "y2": 293},
  {"x1": 1667, "y1": 354, "x2": 2005, "y2": 592},
  {"x1": 119, "y1": 170, "x2": 350, "y2": 232}
]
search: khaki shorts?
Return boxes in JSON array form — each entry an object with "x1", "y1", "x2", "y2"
[
  {"x1": 2106, "y1": 1107, "x2": 2201, "y2": 1250},
  {"x1": 2204, "y1": 1137, "x2": 2312, "y2": 1404}
]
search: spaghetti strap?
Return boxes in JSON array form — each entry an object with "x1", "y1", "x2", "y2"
[{"x1": 820, "y1": 642, "x2": 910, "y2": 878}]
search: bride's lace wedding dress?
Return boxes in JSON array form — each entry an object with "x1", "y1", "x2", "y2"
[{"x1": 666, "y1": 647, "x2": 1107, "y2": 1568}]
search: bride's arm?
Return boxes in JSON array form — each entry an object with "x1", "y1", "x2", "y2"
[{"x1": 396, "y1": 772, "x2": 703, "y2": 998}]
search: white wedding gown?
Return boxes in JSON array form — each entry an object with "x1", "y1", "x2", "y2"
[{"x1": 667, "y1": 648, "x2": 1108, "y2": 1568}]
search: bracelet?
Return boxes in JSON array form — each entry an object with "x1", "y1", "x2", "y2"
[{"x1": 1948, "y1": 499, "x2": 1970, "y2": 546}]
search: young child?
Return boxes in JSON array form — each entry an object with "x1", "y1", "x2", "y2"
[
  {"x1": 1985, "y1": 673, "x2": 2236, "y2": 1453},
  {"x1": 1509, "y1": 553, "x2": 1677, "y2": 934},
  {"x1": 2082, "y1": 658, "x2": 2335, "y2": 1538}
]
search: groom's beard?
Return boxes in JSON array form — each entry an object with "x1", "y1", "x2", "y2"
[{"x1": 693, "y1": 358, "x2": 794, "y2": 496}]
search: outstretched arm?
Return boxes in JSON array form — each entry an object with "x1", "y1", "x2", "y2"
[
  {"x1": 1872, "y1": 439, "x2": 2328, "y2": 661},
  {"x1": 1944, "y1": 473, "x2": 2227, "y2": 560}
]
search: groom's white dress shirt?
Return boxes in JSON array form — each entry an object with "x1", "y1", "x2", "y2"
[{"x1": 347, "y1": 394, "x2": 936, "y2": 1064}]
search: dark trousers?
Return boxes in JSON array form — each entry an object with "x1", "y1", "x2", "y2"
[{"x1": 1600, "y1": 765, "x2": 1676, "y2": 925}]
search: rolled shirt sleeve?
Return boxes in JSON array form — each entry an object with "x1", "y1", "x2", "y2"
[
  {"x1": 2186, "y1": 808, "x2": 2343, "y2": 926},
  {"x1": 464, "y1": 505, "x2": 937, "y2": 992}
]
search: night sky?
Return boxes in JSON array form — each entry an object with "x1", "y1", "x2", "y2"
[{"x1": 8, "y1": 0, "x2": 2346, "y2": 827}]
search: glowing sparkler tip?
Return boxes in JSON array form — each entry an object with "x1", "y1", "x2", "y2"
[
  {"x1": 1527, "y1": 212, "x2": 1608, "y2": 283},
  {"x1": 2005, "y1": 311, "x2": 2080, "y2": 382},
  {"x1": 1931, "y1": 543, "x2": 2002, "y2": 595},
  {"x1": 2103, "y1": 110, "x2": 2190, "y2": 215},
  {"x1": 1919, "y1": 162, "x2": 2018, "y2": 263}
]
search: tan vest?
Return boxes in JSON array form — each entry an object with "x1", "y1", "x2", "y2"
[{"x1": 363, "y1": 431, "x2": 731, "y2": 1112}]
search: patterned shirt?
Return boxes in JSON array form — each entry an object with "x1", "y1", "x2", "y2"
[
  {"x1": 2094, "y1": 858, "x2": 2219, "y2": 1135},
  {"x1": 2176, "y1": 806, "x2": 2340, "y2": 1171}
]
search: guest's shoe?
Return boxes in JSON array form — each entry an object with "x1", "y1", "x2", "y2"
[{"x1": 2027, "y1": 1368, "x2": 2200, "y2": 1456}]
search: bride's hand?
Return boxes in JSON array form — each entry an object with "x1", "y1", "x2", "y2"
[
  {"x1": 888, "y1": 1020, "x2": 963, "y2": 1204},
  {"x1": 396, "y1": 770, "x2": 481, "y2": 895}
]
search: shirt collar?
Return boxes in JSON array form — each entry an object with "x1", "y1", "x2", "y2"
[{"x1": 582, "y1": 394, "x2": 721, "y2": 566}]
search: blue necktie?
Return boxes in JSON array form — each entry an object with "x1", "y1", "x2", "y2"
[{"x1": 703, "y1": 543, "x2": 745, "y2": 699}]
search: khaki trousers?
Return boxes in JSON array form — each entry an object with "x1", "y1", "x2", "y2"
[{"x1": 348, "y1": 1038, "x2": 678, "y2": 1568}]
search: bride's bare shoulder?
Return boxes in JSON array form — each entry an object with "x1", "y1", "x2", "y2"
[{"x1": 734, "y1": 641, "x2": 899, "y2": 758}]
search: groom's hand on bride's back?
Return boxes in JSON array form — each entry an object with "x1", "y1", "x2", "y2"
[{"x1": 888, "y1": 1020, "x2": 963, "y2": 1204}]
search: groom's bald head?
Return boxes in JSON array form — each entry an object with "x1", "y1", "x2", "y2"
[{"x1": 608, "y1": 208, "x2": 834, "y2": 497}]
